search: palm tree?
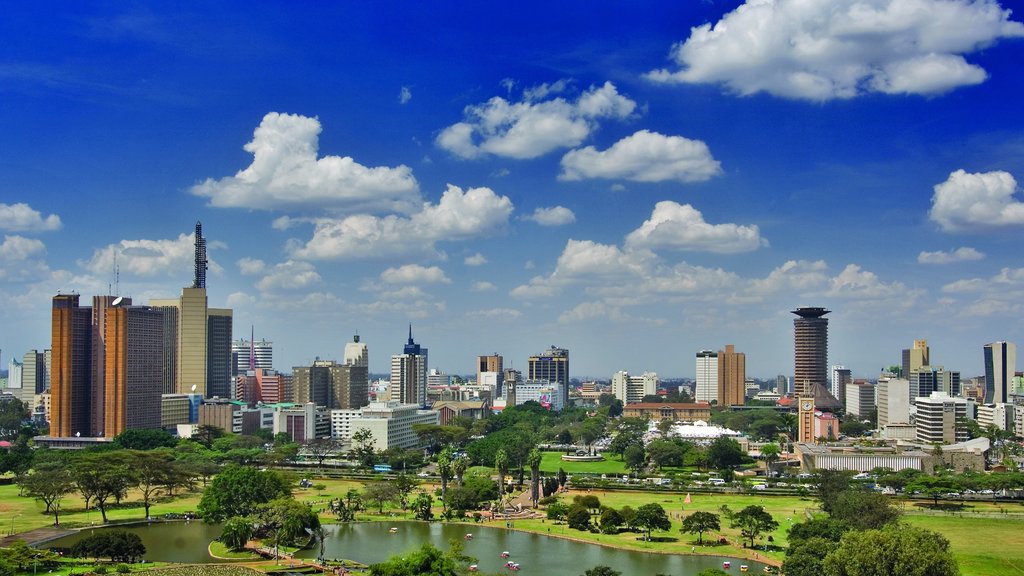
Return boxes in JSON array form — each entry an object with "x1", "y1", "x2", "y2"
[
  {"x1": 437, "y1": 446, "x2": 453, "y2": 509},
  {"x1": 495, "y1": 448, "x2": 510, "y2": 507},
  {"x1": 761, "y1": 443, "x2": 780, "y2": 482},
  {"x1": 527, "y1": 448, "x2": 542, "y2": 508},
  {"x1": 453, "y1": 454, "x2": 469, "y2": 487}
]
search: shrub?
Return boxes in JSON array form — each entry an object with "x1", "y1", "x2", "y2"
[{"x1": 116, "y1": 564, "x2": 131, "y2": 573}]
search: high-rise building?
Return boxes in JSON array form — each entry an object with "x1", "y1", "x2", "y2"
[
  {"x1": 103, "y1": 304, "x2": 164, "y2": 437},
  {"x1": 694, "y1": 350, "x2": 718, "y2": 404},
  {"x1": 901, "y1": 339, "x2": 930, "y2": 379},
  {"x1": 51, "y1": 294, "x2": 93, "y2": 438},
  {"x1": 830, "y1": 365, "x2": 851, "y2": 408},
  {"x1": 877, "y1": 377, "x2": 911, "y2": 428},
  {"x1": 207, "y1": 310, "x2": 233, "y2": 399},
  {"x1": 845, "y1": 380, "x2": 876, "y2": 418},
  {"x1": 984, "y1": 341, "x2": 1016, "y2": 404},
  {"x1": 391, "y1": 326, "x2": 428, "y2": 407},
  {"x1": 528, "y1": 346, "x2": 569, "y2": 409},
  {"x1": 775, "y1": 374, "x2": 790, "y2": 396},
  {"x1": 22, "y1": 350, "x2": 47, "y2": 394},
  {"x1": 344, "y1": 334, "x2": 368, "y2": 368},
  {"x1": 910, "y1": 365, "x2": 960, "y2": 399},
  {"x1": 232, "y1": 336, "x2": 273, "y2": 375},
  {"x1": 611, "y1": 371, "x2": 658, "y2": 405},
  {"x1": 91, "y1": 295, "x2": 129, "y2": 434},
  {"x1": 792, "y1": 307, "x2": 830, "y2": 397},
  {"x1": 477, "y1": 354, "x2": 504, "y2": 395},
  {"x1": 915, "y1": 392, "x2": 968, "y2": 444},
  {"x1": 718, "y1": 344, "x2": 745, "y2": 406}
]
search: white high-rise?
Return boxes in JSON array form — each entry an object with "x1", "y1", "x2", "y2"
[
  {"x1": 232, "y1": 338, "x2": 273, "y2": 374},
  {"x1": 695, "y1": 350, "x2": 718, "y2": 404},
  {"x1": 611, "y1": 371, "x2": 658, "y2": 405},
  {"x1": 831, "y1": 365, "x2": 851, "y2": 407},
  {"x1": 345, "y1": 334, "x2": 369, "y2": 368}
]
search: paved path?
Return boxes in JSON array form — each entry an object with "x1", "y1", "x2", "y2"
[{"x1": 0, "y1": 526, "x2": 74, "y2": 547}]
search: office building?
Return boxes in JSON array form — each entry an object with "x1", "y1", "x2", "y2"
[
  {"x1": 694, "y1": 350, "x2": 718, "y2": 404},
  {"x1": 984, "y1": 341, "x2": 1016, "y2": 404},
  {"x1": 792, "y1": 307, "x2": 829, "y2": 397},
  {"x1": 511, "y1": 379, "x2": 563, "y2": 411},
  {"x1": 232, "y1": 336, "x2": 273, "y2": 375},
  {"x1": 902, "y1": 339, "x2": 930, "y2": 379},
  {"x1": 51, "y1": 294, "x2": 93, "y2": 438},
  {"x1": 477, "y1": 354, "x2": 503, "y2": 395},
  {"x1": 910, "y1": 366, "x2": 960, "y2": 398},
  {"x1": 91, "y1": 295, "x2": 129, "y2": 435},
  {"x1": 344, "y1": 334, "x2": 368, "y2": 368},
  {"x1": 775, "y1": 374, "x2": 789, "y2": 396},
  {"x1": 528, "y1": 346, "x2": 569, "y2": 409},
  {"x1": 103, "y1": 304, "x2": 164, "y2": 437},
  {"x1": 718, "y1": 344, "x2": 746, "y2": 406},
  {"x1": 293, "y1": 359, "x2": 369, "y2": 410},
  {"x1": 22, "y1": 350, "x2": 47, "y2": 395},
  {"x1": 915, "y1": 392, "x2": 969, "y2": 444},
  {"x1": 273, "y1": 402, "x2": 331, "y2": 443},
  {"x1": 845, "y1": 380, "x2": 876, "y2": 418},
  {"x1": 390, "y1": 326, "x2": 428, "y2": 407},
  {"x1": 830, "y1": 365, "x2": 851, "y2": 408},
  {"x1": 331, "y1": 400, "x2": 438, "y2": 450},
  {"x1": 877, "y1": 377, "x2": 911, "y2": 429},
  {"x1": 976, "y1": 403, "x2": 1014, "y2": 432},
  {"x1": 611, "y1": 371, "x2": 658, "y2": 405}
]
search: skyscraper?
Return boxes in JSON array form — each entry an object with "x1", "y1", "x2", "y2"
[
  {"x1": 984, "y1": 341, "x2": 1016, "y2": 404},
  {"x1": 21, "y1": 350, "x2": 47, "y2": 394},
  {"x1": 103, "y1": 304, "x2": 164, "y2": 437},
  {"x1": 831, "y1": 365, "x2": 851, "y2": 408},
  {"x1": 792, "y1": 307, "x2": 830, "y2": 397},
  {"x1": 528, "y1": 346, "x2": 569, "y2": 409},
  {"x1": 477, "y1": 353, "x2": 503, "y2": 395},
  {"x1": 232, "y1": 335, "x2": 273, "y2": 375},
  {"x1": 91, "y1": 294, "x2": 130, "y2": 435},
  {"x1": 718, "y1": 344, "x2": 746, "y2": 406},
  {"x1": 901, "y1": 339, "x2": 929, "y2": 379},
  {"x1": 694, "y1": 350, "x2": 718, "y2": 403},
  {"x1": 391, "y1": 326, "x2": 428, "y2": 406},
  {"x1": 51, "y1": 294, "x2": 93, "y2": 437},
  {"x1": 344, "y1": 334, "x2": 368, "y2": 368}
]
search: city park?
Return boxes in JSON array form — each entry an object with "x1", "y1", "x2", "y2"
[{"x1": 0, "y1": 401, "x2": 1022, "y2": 576}]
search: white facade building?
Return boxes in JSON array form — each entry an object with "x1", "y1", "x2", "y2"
[
  {"x1": 232, "y1": 338, "x2": 273, "y2": 373},
  {"x1": 977, "y1": 403, "x2": 1014, "y2": 431},
  {"x1": 344, "y1": 334, "x2": 368, "y2": 368},
  {"x1": 915, "y1": 392, "x2": 969, "y2": 445},
  {"x1": 695, "y1": 350, "x2": 718, "y2": 404},
  {"x1": 845, "y1": 381, "x2": 876, "y2": 418},
  {"x1": 611, "y1": 371, "x2": 658, "y2": 405},
  {"x1": 877, "y1": 377, "x2": 911, "y2": 428},
  {"x1": 331, "y1": 401, "x2": 438, "y2": 451},
  {"x1": 831, "y1": 365, "x2": 851, "y2": 408},
  {"x1": 512, "y1": 379, "x2": 564, "y2": 411}
]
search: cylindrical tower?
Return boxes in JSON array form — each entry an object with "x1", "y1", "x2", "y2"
[{"x1": 792, "y1": 307, "x2": 829, "y2": 398}]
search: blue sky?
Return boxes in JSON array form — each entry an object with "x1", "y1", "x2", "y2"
[{"x1": 2, "y1": 1, "x2": 1024, "y2": 381}]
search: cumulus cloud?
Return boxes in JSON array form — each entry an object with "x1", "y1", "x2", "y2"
[
  {"x1": 559, "y1": 130, "x2": 721, "y2": 182},
  {"x1": 380, "y1": 264, "x2": 451, "y2": 284},
  {"x1": 237, "y1": 257, "x2": 266, "y2": 275},
  {"x1": 290, "y1": 184, "x2": 513, "y2": 260},
  {"x1": 940, "y1": 267, "x2": 1024, "y2": 317},
  {"x1": 82, "y1": 232, "x2": 222, "y2": 278},
  {"x1": 464, "y1": 253, "x2": 488, "y2": 266},
  {"x1": 466, "y1": 307, "x2": 522, "y2": 320},
  {"x1": 929, "y1": 169, "x2": 1024, "y2": 232},
  {"x1": 436, "y1": 81, "x2": 636, "y2": 159},
  {"x1": 646, "y1": 0, "x2": 1024, "y2": 100},
  {"x1": 624, "y1": 201, "x2": 767, "y2": 253},
  {"x1": 471, "y1": 281, "x2": 496, "y2": 292},
  {"x1": 823, "y1": 264, "x2": 907, "y2": 299},
  {"x1": 747, "y1": 260, "x2": 830, "y2": 295},
  {"x1": 0, "y1": 235, "x2": 49, "y2": 282},
  {"x1": 525, "y1": 206, "x2": 576, "y2": 227},
  {"x1": 191, "y1": 112, "x2": 420, "y2": 213},
  {"x1": 918, "y1": 247, "x2": 985, "y2": 264},
  {"x1": 399, "y1": 86, "x2": 412, "y2": 104},
  {"x1": 0, "y1": 203, "x2": 62, "y2": 232},
  {"x1": 255, "y1": 260, "x2": 322, "y2": 293}
]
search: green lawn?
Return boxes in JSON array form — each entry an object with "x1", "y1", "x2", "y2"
[
  {"x1": 539, "y1": 451, "x2": 627, "y2": 475},
  {"x1": 904, "y1": 513, "x2": 1024, "y2": 576}
]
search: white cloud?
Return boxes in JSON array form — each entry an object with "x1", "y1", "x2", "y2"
[
  {"x1": 237, "y1": 257, "x2": 266, "y2": 275},
  {"x1": 464, "y1": 253, "x2": 488, "y2": 266},
  {"x1": 559, "y1": 130, "x2": 721, "y2": 182},
  {"x1": 436, "y1": 81, "x2": 636, "y2": 159},
  {"x1": 929, "y1": 169, "x2": 1024, "y2": 232},
  {"x1": 0, "y1": 203, "x2": 62, "y2": 232},
  {"x1": 509, "y1": 277, "x2": 561, "y2": 300},
  {"x1": 255, "y1": 260, "x2": 322, "y2": 293},
  {"x1": 290, "y1": 184, "x2": 514, "y2": 260},
  {"x1": 471, "y1": 281, "x2": 496, "y2": 292},
  {"x1": 191, "y1": 112, "x2": 420, "y2": 213},
  {"x1": 0, "y1": 235, "x2": 49, "y2": 282},
  {"x1": 554, "y1": 239, "x2": 655, "y2": 279},
  {"x1": 380, "y1": 264, "x2": 451, "y2": 284},
  {"x1": 558, "y1": 301, "x2": 629, "y2": 324},
  {"x1": 822, "y1": 264, "x2": 907, "y2": 299},
  {"x1": 226, "y1": 291, "x2": 257, "y2": 309},
  {"x1": 940, "y1": 267, "x2": 1024, "y2": 317},
  {"x1": 646, "y1": 0, "x2": 1024, "y2": 100},
  {"x1": 399, "y1": 86, "x2": 412, "y2": 104},
  {"x1": 917, "y1": 247, "x2": 985, "y2": 264},
  {"x1": 942, "y1": 278, "x2": 987, "y2": 293},
  {"x1": 625, "y1": 201, "x2": 767, "y2": 253},
  {"x1": 747, "y1": 260, "x2": 829, "y2": 295},
  {"x1": 0, "y1": 235, "x2": 45, "y2": 261},
  {"x1": 82, "y1": 232, "x2": 221, "y2": 278},
  {"x1": 466, "y1": 307, "x2": 522, "y2": 320},
  {"x1": 525, "y1": 206, "x2": 576, "y2": 227}
]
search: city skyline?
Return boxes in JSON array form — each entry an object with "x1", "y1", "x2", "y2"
[{"x1": 2, "y1": 2, "x2": 1024, "y2": 379}]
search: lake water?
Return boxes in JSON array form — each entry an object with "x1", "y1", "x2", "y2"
[{"x1": 48, "y1": 521, "x2": 770, "y2": 575}]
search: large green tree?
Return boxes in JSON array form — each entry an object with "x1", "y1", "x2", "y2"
[
  {"x1": 730, "y1": 505, "x2": 778, "y2": 548},
  {"x1": 822, "y1": 523, "x2": 959, "y2": 576},
  {"x1": 680, "y1": 511, "x2": 720, "y2": 545},
  {"x1": 73, "y1": 451, "x2": 136, "y2": 523},
  {"x1": 368, "y1": 542, "x2": 462, "y2": 576},
  {"x1": 634, "y1": 503, "x2": 672, "y2": 541},
  {"x1": 197, "y1": 465, "x2": 291, "y2": 522},
  {"x1": 830, "y1": 489, "x2": 900, "y2": 530},
  {"x1": 18, "y1": 461, "x2": 75, "y2": 526}
]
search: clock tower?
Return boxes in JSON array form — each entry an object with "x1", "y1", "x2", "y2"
[{"x1": 798, "y1": 396, "x2": 815, "y2": 443}]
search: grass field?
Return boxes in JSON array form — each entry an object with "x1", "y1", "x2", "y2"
[
  {"x1": 905, "y1": 514, "x2": 1024, "y2": 576},
  {"x1": 539, "y1": 451, "x2": 627, "y2": 475}
]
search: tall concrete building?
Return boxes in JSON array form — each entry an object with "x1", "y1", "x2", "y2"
[
  {"x1": 877, "y1": 377, "x2": 911, "y2": 428},
  {"x1": 477, "y1": 354, "x2": 503, "y2": 395},
  {"x1": 984, "y1": 341, "x2": 1016, "y2": 404},
  {"x1": 915, "y1": 392, "x2": 969, "y2": 444},
  {"x1": 611, "y1": 371, "x2": 658, "y2": 405},
  {"x1": 22, "y1": 350, "x2": 47, "y2": 394},
  {"x1": 694, "y1": 350, "x2": 718, "y2": 404},
  {"x1": 845, "y1": 380, "x2": 876, "y2": 418},
  {"x1": 792, "y1": 307, "x2": 830, "y2": 397},
  {"x1": 91, "y1": 295, "x2": 129, "y2": 434},
  {"x1": 103, "y1": 304, "x2": 164, "y2": 437},
  {"x1": 232, "y1": 336, "x2": 273, "y2": 375},
  {"x1": 718, "y1": 344, "x2": 746, "y2": 406},
  {"x1": 391, "y1": 326, "x2": 428, "y2": 407},
  {"x1": 902, "y1": 339, "x2": 930, "y2": 379},
  {"x1": 831, "y1": 365, "x2": 851, "y2": 408},
  {"x1": 528, "y1": 346, "x2": 569, "y2": 409},
  {"x1": 910, "y1": 365, "x2": 960, "y2": 398},
  {"x1": 344, "y1": 334, "x2": 368, "y2": 368},
  {"x1": 51, "y1": 294, "x2": 93, "y2": 437}
]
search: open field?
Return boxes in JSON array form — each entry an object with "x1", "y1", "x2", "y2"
[
  {"x1": 905, "y1": 514, "x2": 1024, "y2": 576},
  {"x1": 539, "y1": 451, "x2": 627, "y2": 475}
]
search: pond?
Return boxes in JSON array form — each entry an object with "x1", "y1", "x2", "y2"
[{"x1": 48, "y1": 521, "x2": 770, "y2": 575}]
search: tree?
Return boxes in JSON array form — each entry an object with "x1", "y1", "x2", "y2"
[
  {"x1": 815, "y1": 470, "x2": 854, "y2": 515},
  {"x1": 574, "y1": 494, "x2": 601, "y2": 512},
  {"x1": 647, "y1": 439, "x2": 685, "y2": 470},
  {"x1": 255, "y1": 497, "x2": 321, "y2": 547},
  {"x1": 413, "y1": 492, "x2": 434, "y2": 521},
  {"x1": 599, "y1": 507, "x2": 623, "y2": 534},
  {"x1": 111, "y1": 428, "x2": 177, "y2": 450},
  {"x1": 351, "y1": 428, "x2": 377, "y2": 468},
  {"x1": 567, "y1": 504, "x2": 592, "y2": 531},
  {"x1": 131, "y1": 449, "x2": 178, "y2": 519},
  {"x1": 707, "y1": 437, "x2": 743, "y2": 470},
  {"x1": 830, "y1": 489, "x2": 900, "y2": 530},
  {"x1": 906, "y1": 474, "x2": 963, "y2": 507},
  {"x1": 624, "y1": 444, "x2": 646, "y2": 473},
  {"x1": 73, "y1": 451, "x2": 135, "y2": 523},
  {"x1": 304, "y1": 437, "x2": 338, "y2": 471},
  {"x1": 494, "y1": 448, "x2": 510, "y2": 502},
  {"x1": 634, "y1": 503, "x2": 672, "y2": 541},
  {"x1": 680, "y1": 511, "x2": 720, "y2": 545},
  {"x1": 0, "y1": 398, "x2": 29, "y2": 440},
  {"x1": 368, "y1": 542, "x2": 462, "y2": 576},
  {"x1": 452, "y1": 454, "x2": 469, "y2": 487},
  {"x1": 760, "y1": 443, "x2": 780, "y2": 479},
  {"x1": 784, "y1": 518, "x2": 851, "y2": 576},
  {"x1": 546, "y1": 501, "x2": 570, "y2": 522},
  {"x1": 696, "y1": 571, "x2": 729, "y2": 576},
  {"x1": 730, "y1": 505, "x2": 779, "y2": 548},
  {"x1": 70, "y1": 530, "x2": 145, "y2": 563},
  {"x1": 527, "y1": 448, "x2": 542, "y2": 507},
  {"x1": 219, "y1": 516, "x2": 254, "y2": 551},
  {"x1": 364, "y1": 481, "x2": 399, "y2": 514},
  {"x1": 822, "y1": 523, "x2": 958, "y2": 576},
  {"x1": 197, "y1": 465, "x2": 291, "y2": 522},
  {"x1": 583, "y1": 567, "x2": 621, "y2": 576},
  {"x1": 193, "y1": 424, "x2": 226, "y2": 448},
  {"x1": 18, "y1": 462, "x2": 75, "y2": 526},
  {"x1": 436, "y1": 446, "x2": 453, "y2": 507},
  {"x1": 392, "y1": 474, "x2": 420, "y2": 511}
]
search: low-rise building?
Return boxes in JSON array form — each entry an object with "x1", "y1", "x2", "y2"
[
  {"x1": 331, "y1": 401, "x2": 439, "y2": 451},
  {"x1": 622, "y1": 402, "x2": 712, "y2": 422}
]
